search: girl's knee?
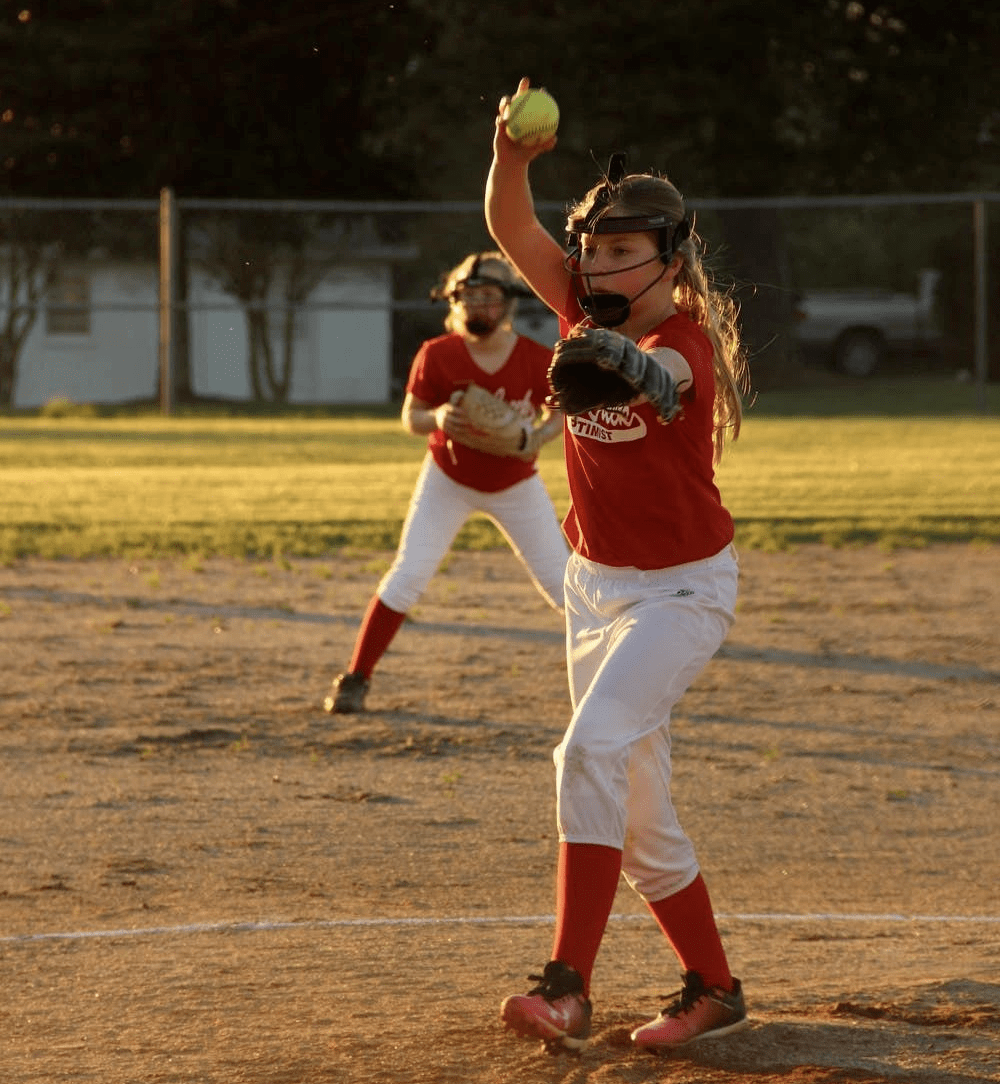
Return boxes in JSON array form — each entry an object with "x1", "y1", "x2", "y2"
[
  {"x1": 623, "y1": 860, "x2": 700, "y2": 902},
  {"x1": 376, "y1": 573, "x2": 424, "y2": 614}
]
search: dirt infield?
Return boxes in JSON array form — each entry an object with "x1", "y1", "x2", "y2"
[{"x1": 1, "y1": 545, "x2": 998, "y2": 1084}]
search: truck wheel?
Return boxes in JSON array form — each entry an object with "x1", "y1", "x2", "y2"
[{"x1": 833, "y1": 329, "x2": 886, "y2": 377}]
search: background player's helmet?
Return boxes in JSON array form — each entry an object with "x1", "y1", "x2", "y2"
[{"x1": 432, "y1": 252, "x2": 532, "y2": 336}]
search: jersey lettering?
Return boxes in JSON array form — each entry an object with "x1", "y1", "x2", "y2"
[{"x1": 568, "y1": 406, "x2": 647, "y2": 443}]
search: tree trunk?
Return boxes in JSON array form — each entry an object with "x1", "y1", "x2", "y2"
[
  {"x1": 0, "y1": 306, "x2": 39, "y2": 408},
  {"x1": 271, "y1": 305, "x2": 296, "y2": 404},
  {"x1": 246, "y1": 309, "x2": 267, "y2": 401},
  {"x1": 0, "y1": 341, "x2": 14, "y2": 407}
]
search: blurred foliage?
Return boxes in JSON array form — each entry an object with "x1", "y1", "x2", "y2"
[
  {"x1": 2, "y1": 1, "x2": 997, "y2": 201},
  {"x1": 1, "y1": 0, "x2": 430, "y2": 199}
]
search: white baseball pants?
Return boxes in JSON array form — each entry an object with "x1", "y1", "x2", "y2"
[
  {"x1": 377, "y1": 453, "x2": 569, "y2": 614},
  {"x1": 555, "y1": 545, "x2": 739, "y2": 902}
]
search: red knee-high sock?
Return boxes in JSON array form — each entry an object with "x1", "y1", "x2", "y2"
[
  {"x1": 348, "y1": 596, "x2": 406, "y2": 679},
  {"x1": 646, "y1": 874, "x2": 733, "y2": 991},
  {"x1": 550, "y1": 842, "x2": 622, "y2": 997}
]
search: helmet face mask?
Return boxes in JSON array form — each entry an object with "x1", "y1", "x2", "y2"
[
  {"x1": 451, "y1": 284, "x2": 510, "y2": 337},
  {"x1": 565, "y1": 209, "x2": 691, "y2": 329},
  {"x1": 461, "y1": 310, "x2": 505, "y2": 337},
  {"x1": 564, "y1": 155, "x2": 691, "y2": 328},
  {"x1": 449, "y1": 281, "x2": 509, "y2": 307}
]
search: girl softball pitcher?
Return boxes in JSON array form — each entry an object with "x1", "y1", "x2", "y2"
[
  {"x1": 324, "y1": 250, "x2": 569, "y2": 714},
  {"x1": 486, "y1": 79, "x2": 750, "y2": 1054}
]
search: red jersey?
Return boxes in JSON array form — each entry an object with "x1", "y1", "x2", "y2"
[
  {"x1": 558, "y1": 297, "x2": 734, "y2": 569},
  {"x1": 407, "y1": 333, "x2": 554, "y2": 493}
]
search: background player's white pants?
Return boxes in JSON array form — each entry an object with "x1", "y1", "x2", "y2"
[
  {"x1": 555, "y1": 546, "x2": 738, "y2": 902},
  {"x1": 377, "y1": 453, "x2": 569, "y2": 615}
]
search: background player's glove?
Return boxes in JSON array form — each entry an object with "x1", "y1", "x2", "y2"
[
  {"x1": 548, "y1": 327, "x2": 682, "y2": 424},
  {"x1": 453, "y1": 383, "x2": 534, "y2": 457}
]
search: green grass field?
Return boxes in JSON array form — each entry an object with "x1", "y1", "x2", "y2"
[{"x1": 2, "y1": 377, "x2": 998, "y2": 561}]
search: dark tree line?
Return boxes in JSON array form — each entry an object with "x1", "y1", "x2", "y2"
[
  {"x1": 2, "y1": 1, "x2": 428, "y2": 199},
  {"x1": 3, "y1": 1, "x2": 997, "y2": 201}
]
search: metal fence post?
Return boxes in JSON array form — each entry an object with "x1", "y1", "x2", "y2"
[{"x1": 158, "y1": 187, "x2": 176, "y2": 415}]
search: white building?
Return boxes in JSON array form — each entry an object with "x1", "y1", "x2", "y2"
[{"x1": 10, "y1": 225, "x2": 415, "y2": 409}]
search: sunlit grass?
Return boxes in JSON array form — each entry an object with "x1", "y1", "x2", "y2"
[
  {"x1": 716, "y1": 415, "x2": 1000, "y2": 546},
  {"x1": 1, "y1": 380, "x2": 998, "y2": 560}
]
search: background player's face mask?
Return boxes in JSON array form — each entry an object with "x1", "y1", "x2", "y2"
[{"x1": 451, "y1": 283, "x2": 510, "y2": 337}]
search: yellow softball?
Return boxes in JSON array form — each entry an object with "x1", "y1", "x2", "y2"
[{"x1": 504, "y1": 87, "x2": 560, "y2": 147}]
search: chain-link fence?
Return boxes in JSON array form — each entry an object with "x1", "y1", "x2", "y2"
[{"x1": 1, "y1": 192, "x2": 996, "y2": 412}]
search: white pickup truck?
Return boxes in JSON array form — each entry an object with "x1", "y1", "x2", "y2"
[{"x1": 793, "y1": 268, "x2": 943, "y2": 377}]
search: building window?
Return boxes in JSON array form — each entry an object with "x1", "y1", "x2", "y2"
[{"x1": 46, "y1": 272, "x2": 91, "y2": 335}]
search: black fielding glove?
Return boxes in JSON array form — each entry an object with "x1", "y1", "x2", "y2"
[{"x1": 548, "y1": 327, "x2": 682, "y2": 423}]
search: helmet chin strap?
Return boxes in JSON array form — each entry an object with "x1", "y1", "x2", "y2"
[
  {"x1": 464, "y1": 315, "x2": 502, "y2": 337},
  {"x1": 571, "y1": 253, "x2": 669, "y2": 329}
]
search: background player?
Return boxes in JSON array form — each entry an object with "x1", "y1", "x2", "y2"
[
  {"x1": 485, "y1": 79, "x2": 751, "y2": 1054},
  {"x1": 324, "y1": 250, "x2": 569, "y2": 714}
]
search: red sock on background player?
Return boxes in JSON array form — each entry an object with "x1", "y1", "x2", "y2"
[{"x1": 348, "y1": 597, "x2": 406, "y2": 680}]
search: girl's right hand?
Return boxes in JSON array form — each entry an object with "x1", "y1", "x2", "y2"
[
  {"x1": 434, "y1": 398, "x2": 479, "y2": 443},
  {"x1": 494, "y1": 77, "x2": 557, "y2": 163},
  {"x1": 433, "y1": 400, "x2": 458, "y2": 435}
]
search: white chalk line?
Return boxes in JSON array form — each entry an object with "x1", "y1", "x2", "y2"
[{"x1": 3, "y1": 910, "x2": 999, "y2": 946}]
